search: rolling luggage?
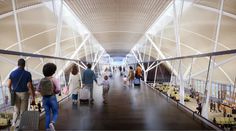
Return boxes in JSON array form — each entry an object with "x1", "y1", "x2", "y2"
[
  {"x1": 79, "y1": 87, "x2": 90, "y2": 103},
  {"x1": 18, "y1": 101, "x2": 39, "y2": 131},
  {"x1": 134, "y1": 78, "x2": 140, "y2": 86}
]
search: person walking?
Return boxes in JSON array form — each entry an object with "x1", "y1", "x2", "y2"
[
  {"x1": 37, "y1": 63, "x2": 60, "y2": 131},
  {"x1": 134, "y1": 64, "x2": 142, "y2": 86},
  {"x1": 8, "y1": 58, "x2": 35, "y2": 129},
  {"x1": 135, "y1": 64, "x2": 142, "y2": 79},
  {"x1": 82, "y1": 63, "x2": 97, "y2": 103},
  {"x1": 128, "y1": 66, "x2": 134, "y2": 87},
  {"x1": 196, "y1": 103, "x2": 202, "y2": 115},
  {"x1": 68, "y1": 64, "x2": 81, "y2": 104},
  {"x1": 100, "y1": 75, "x2": 110, "y2": 104}
]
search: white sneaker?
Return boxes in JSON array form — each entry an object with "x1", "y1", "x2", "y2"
[{"x1": 49, "y1": 123, "x2": 55, "y2": 131}]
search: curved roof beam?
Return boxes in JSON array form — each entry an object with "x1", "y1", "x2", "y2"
[
  {"x1": 92, "y1": 31, "x2": 144, "y2": 35},
  {"x1": 153, "y1": 35, "x2": 234, "y2": 84},
  {"x1": 193, "y1": 3, "x2": 236, "y2": 20},
  {"x1": 0, "y1": 3, "x2": 45, "y2": 20},
  {"x1": 5, "y1": 27, "x2": 57, "y2": 50},
  {"x1": 180, "y1": 28, "x2": 231, "y2": 50}
]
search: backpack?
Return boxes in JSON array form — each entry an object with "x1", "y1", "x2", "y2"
[{"x1": 40, "y1": 77, "x2": 54, "y2": 96}]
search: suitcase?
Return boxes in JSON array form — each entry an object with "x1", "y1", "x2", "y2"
[
  {"x1": 18, "y1": 111, "x2": 40, "y2": 131},
  {"x1": 79, "y1": 87, "x2": 90, "y2": 103},
  {"x1": 18, "y1": 101, "x2": 39, "y2": 131},
  {"x1": 134, "y1": 78, "x2": 140, "y2": 86}
]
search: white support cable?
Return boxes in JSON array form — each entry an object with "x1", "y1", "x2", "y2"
[
  {"x1": 52, "y1": 0, "x2": 57, "y2": 16},
  {"x1": 54, "y1": 0, "x2": 63, "y2": 58},
  {"x1": 57, "y1": 35, "x2": 90, "y2": 77},
  {"x1": 183, "y1": 59, "x2": 196, "y2": 79},
  {"x1": 173, "y1": 0, "x2": 185, "y2": 105},
  {"x1": 190, "y1": 55, "x2": 236, "y2": 81},
  {"x1": 153, "y1": 34, "x2": 233, "y2": 84},
  {"x1": 80, "y1": 61, "x2": 88, "y2": 69},
  {"x1": 187, "y1": 58, "x2": 194, "y2": 88},
  {"x1": 84, "y1": 41, "x2": 88, "y2": 62},
  {"x1": 131, "y1": 50, "x2": 145, "y2": 70},
  {"x1": 5, "y1": 27, "x2": 57, "y2": 50},
  {"x1": 93, "y1": 50, "x2": 100, "y2": 63},
  {"x1": 12, "y1": 0, "x2": 22, "y2": 53},
  {"x1": 145, "y1": 61, "x2": 156, "y2": 72},
  {"x1": 92, "y1": 50, "x2": 105, "y2": 70},
  {"x1": 145, "y1": 34, "x2": 178, "y2": 76},
  {"x1": 33, "y1": 62, "x2": 42, "y2": 70},
  {"x1": 137, "y1": 50, "x2": 144, "y2": 69},
  {"x1": 71, "y1": 61, "x2": 86, "y2": 70},
  {"x1": 146, "y1": 61, "x2": 164, "y2": 73},
  {"x1": 0, "y1": 3, "x2": 45, "y2": 20},
  {"x1": 193, "y1": 3, "x2": 236, "y2": 20},
  {"x1": 202, "y1": 0, "x2": 224, "y2": 119},
  {"x1": 90, "y1": 40, "x2": 94, "y2": 62}
]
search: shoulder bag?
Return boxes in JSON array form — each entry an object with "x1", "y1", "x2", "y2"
[{"x1": 11, "y1": 71, "x2": 24, "y2": 106}]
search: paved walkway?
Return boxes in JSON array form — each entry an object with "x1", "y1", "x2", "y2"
[{"x1": 39, "y1": 72, "x2": 211, "y2": 130}]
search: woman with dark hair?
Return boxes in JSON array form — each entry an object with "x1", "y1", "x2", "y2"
[
  {"x1": 37, "y1": 63, "x2": 60, "y2": 131},
  {"x1": 68, "y1": 64, "x2": 81, "y2": 104}
]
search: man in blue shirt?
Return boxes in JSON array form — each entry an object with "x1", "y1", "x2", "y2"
[
  {"x1": 82, "y1": 63, "x2": 97, "y2": 103},
  {"x1": 8, "y1": 58, "x2": 35, "y2": 128}
]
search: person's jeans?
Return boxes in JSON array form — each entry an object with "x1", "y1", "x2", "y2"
[
  {"x1": 85, "y1": 84, "x2": 93, "y2": 100},
  {"x1": 12, "y1": 92, "x2": 29, "y2": 126},
  {"x1": 42, "y1": 95, "x2": 58, "y2": 129}
]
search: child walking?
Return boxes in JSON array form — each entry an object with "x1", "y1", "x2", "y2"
[
  {"x1": 100, "y1": 75, "x2": 110, "y2": 104},
  {"x1": 68, "y1": 64, "x2": 81, "y2": 104}
]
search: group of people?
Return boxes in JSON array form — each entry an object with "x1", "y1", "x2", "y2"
[
  {"x1": 8, "y1": 59, "x2": 61, "y2": 131},
  {"x1": 126, "y1": 64, "x2": 143, "y2": 87},
  {"x1": 8, "y1": 58, "x2": 108, "y2": 131},
  {"x1": 8, "y1": 59, "x2": 144, "y2": 130}
]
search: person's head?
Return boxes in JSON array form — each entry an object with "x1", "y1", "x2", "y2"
[
  {"x1": 104, "y1": 75, "x2": 108, "y2": 80},
  {"x1": 71, "y1": 64, "x2": 78, "y2": 75},
  {"x1": 43, "y1": 63, "x2": 57, "y2": 77},
  {"x1": 87, "y1": 63, "x2": 92, "y2": 69},
  {"x1": 18, "y1": 58, "x2": 25, "y2": 68},
  {"x1": 129, "y1": 66, "x2": 133, "y2": 70}
]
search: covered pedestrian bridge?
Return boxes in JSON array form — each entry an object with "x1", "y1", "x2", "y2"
[{"x1": 0, "y1": 0, "x2": 236, "y2": 130}]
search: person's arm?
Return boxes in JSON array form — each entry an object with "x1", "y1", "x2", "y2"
[
  {"x1": 68, "y1": 74, "x2": 72, "y2": 89},
  {"x1": 52, "y1": 78, "x2": 60, "y2": 94},
  {"x1": 8, "y1": 79, "x2": 12, "y2": 93},
  {"x1": 28, "y1": 81, "x2": 35, "y2": 101},
  {"x1": 27, "y1": 73, "x2": 35, "y2": 100},
  {"x1": 93, "y1": 71, "x2": 97, "y2": 83}
]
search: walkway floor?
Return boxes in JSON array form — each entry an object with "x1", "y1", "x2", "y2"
[{"x1": 39, "y1": 72, "x2": 211, "y2": 130}]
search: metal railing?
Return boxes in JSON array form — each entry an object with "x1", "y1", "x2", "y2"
[{"x1": 144, "y1": 82, "x2": 223, "y2": 130}]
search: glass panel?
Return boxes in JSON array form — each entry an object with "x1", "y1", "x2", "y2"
[
  {"x1": 16, "y1": 0, "x2": 57, "y2": 54},
  {"x1": 0, "y1": 16, "x2": 18, "y2": 50},
  {"x1": 180, "y1": 0, "x2": 220, "y2": 55},
  {"x1": 218, "y1": 15, "x2": 236, "y2": 51},
  {"x1": 223, "y1": 0, "x2": 236, "y2": 15}
]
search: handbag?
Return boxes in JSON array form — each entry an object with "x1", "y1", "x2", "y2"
[{"x1": 11, "y1": 72, "x2": 24, "y2": 106}]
